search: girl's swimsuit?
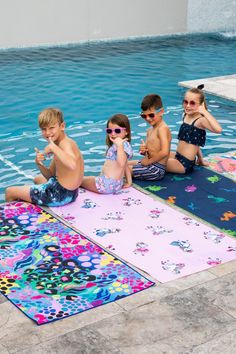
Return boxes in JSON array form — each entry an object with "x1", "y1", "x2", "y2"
[
  {"x1": 30, "y1": 176, "x2": 78, "y2": 206},
  {"x1": 175, "y1": 152, "x2": 195, "y2": 174},
  {"x1": 105, "y1": 141, "x2": 133, "y2": 161},
  {"x1": 95, "y1": 141, "x2": 133, "y2": 194},
  {"x1": 95, "y1": 175, "x2": 123, "y2": 194},
  {"x1": 177, "y1": 116, "x2": 206, "y2": 147},
  {"x1": 176, "y1": 116, "x2": 206, "y2": 174}
]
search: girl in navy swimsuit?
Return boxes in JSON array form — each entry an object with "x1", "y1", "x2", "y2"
[{"x1": 166, "y1": 87, "x2": 222, "y2": 174}]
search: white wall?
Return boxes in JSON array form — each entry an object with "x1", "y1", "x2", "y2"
[
  {"x1": 0, "y1": 0, "x2": 188, "y2": 48},
  {"x1": 187, "y1": 0, "x2": 236, "y2": 33},
  {"x1": 0, "y1": 0, "x2": 235, "y2": 49}
]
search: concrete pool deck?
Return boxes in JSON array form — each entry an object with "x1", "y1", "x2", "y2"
[{"x1": 179, "y1": 74, "x2": 236, "y2": 102}]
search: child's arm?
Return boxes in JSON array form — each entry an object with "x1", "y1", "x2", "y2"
[
  {"x1": 113, "y1": 137, "x2": 128, "y2": 169},
  {"x1": 123, "y1": 165, "x2": 132, "y2": 188},
  {"x1": 44, "y1": 138, "x2": 79, "y2": 171},
  {"x1": 34, "y1": 147, "x2": 56, "y2": 179},
  {"x1": 198, "y1": 105, "x2": 222, "y2": 133},
  {"x1": 139, "y1": 139, "x2": 148, "y2": 156},
  {"x1": 141, "y1": 126, "x2": 171, "y2": 166},
  {"x1": 196, "y1": 147, "x2": 209, "y2": 166}
]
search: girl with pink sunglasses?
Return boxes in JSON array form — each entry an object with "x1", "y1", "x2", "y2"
[
  {"x1": 166, "y1": 86, "x2": 222, "y2": 174},
  {"x1": 81, "y1": 113, "x2": 133, "y2": 193}
]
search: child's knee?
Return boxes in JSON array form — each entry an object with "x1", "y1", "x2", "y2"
[
  {"x1": 34, "y1": 175, "x2": 47, "y2": 184},
  {"x1": 5, "y1": 187, "x2": 14, "y2": 201}
]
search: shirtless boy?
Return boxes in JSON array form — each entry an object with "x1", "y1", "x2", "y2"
[
  {"x1": 5, "y1": 108, "x2": 84, "y2": 206},
  {"x1": 129, "y1": 94, "x2": 171, "y2": 180}
]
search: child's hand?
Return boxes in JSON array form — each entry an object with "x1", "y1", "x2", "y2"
[
  {"x1": 196, "y1": 157, "x2": 209, "y2": 167},
  {"x1": 140, "y1": 157, "x2": 149, "y2": 166},
  {"x1": 112, "y1": 137, "x2": 128, "y2": 147},
  {"x1": 44, "y1": 137, "x2": 55, "y2": 156},
  {"x1": 122, "y1": 182, "x2": 132, "y2": 189},
  {"x1": 34, "y1": 147, "x2": 45, "y2": 166},
  {"x1": 139, "y1": 139, "x2": 148, "y2": 155},
  {"x1": 198, "y1": 103, "x2": 207, "y2": 116}
]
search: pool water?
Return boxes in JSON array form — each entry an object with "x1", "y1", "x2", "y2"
[{"x1": 0, "y1": 33, "x2": 236, "y2": 202}]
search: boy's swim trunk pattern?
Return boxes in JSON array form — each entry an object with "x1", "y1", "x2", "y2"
[
  {"x1": 132, "y1": 161, "x2": 165, "y2": 181},
  {"x1": 30, "y1": 177, "x2": 78, "y2": 207}
]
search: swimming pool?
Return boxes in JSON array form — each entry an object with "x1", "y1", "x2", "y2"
[{"x1": 0, "y1": 33, "x2": 236, "y2": 202}]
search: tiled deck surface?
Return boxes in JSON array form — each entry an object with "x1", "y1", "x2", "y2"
[
  {"x1": 1, "y1": 76, "x2": 236, "y2": 353},
  {"x1": 179, "y1": 74, "x2": 236, "y2": 102}
]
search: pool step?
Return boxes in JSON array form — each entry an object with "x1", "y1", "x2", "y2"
[{"x1": 178, "y1": 74, "x2": 236, "y2": 102}]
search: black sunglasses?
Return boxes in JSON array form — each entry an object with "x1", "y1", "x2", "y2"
[
  {"x1": 106, "y1": 128, "x2": 126, "y2": 134},
  {"x1": 140, "y1": 113, "x2": 156, "y2": 119},
  {"x1": 140, "y1": 108, "x2": 162, "y2": 119}
]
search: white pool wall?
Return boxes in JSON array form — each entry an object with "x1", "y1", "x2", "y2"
[
  {"x1": 0, "y1": 0, "x2": 235, "y2": 49},
  {"x1": 188, "y1": 0, "x2": 236, "y2": 33}
]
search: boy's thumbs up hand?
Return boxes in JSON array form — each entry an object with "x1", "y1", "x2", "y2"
[
  {"x1": 139, "y1": 139, "x2": 148, "y2": 155},
  {"x1": 48, "y1": 137, "x2": 54, "y2": 144},
  {"x1": 34, "y1": 147, "x2": 45, "y2": 166},
  {"x1": 44, "y1": 137, "x2": 55, "y2": 156}
]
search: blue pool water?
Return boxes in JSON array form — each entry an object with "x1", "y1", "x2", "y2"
[{"x1": 0, "y1": 33, "x2": 236, "y2": 202}]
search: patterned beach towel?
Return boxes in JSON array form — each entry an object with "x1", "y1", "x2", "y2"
[
  {"x1": 134, "y1": 167, "x2": 236, "y2": 236},
  {"x1": 0, "y1": 202, "x2": 154, "y2": 325},
  {"x1": 51, "y1": 187, "x2": 236, "y2": 283},
  {"x1": 206, "y1": 150, "x2": 236, "y2": 181}
]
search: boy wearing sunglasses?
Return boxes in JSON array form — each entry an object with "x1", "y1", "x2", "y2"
[
  {"x1": 166, "y1": 87, "x2": 222, "y2": 174},
  {"x1": 129, "y1": 94, "x2": 171, "y2": 181}
]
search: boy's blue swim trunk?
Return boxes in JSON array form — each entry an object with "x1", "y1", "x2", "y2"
[
  {"x1": 30, "y1": 177, "x2": 78, "y2": 207},
  {"x1": 132, "y1": 161, "x2": 166, "y2": 181}
]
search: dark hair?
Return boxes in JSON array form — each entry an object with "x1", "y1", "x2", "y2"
[
  {"x1": 186, "y1": 88, "x2": 208, "y2": 110},
  {"x1": 141, "y1": 94, "x2": 163, "y2": 111},
  {"x1": 197, "y1": 84, "x2": 204, "y2": 90},
  {"x1": 106, "y1": 113, "x2": 131, "y2": 147}
]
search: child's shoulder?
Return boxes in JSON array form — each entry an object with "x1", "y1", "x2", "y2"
[
  {"x1": 123, "y1": 141, "x2": 133, "y2": 159},
  {"x1": 160, "y1": 121, "x2": 171, "y2": 132},
  {"x1": 60, "y1": 136, "x2": 79, "y2": 149},
  {"x1": 124, "y1": 140, "x2": 132, "y2": 147}
]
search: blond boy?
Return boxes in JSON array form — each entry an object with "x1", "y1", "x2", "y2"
[{"x1": 5, "y1": 108, "x2": 84, "y2": 206}]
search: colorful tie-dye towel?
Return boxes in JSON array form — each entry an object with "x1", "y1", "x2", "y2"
[
  {"x1": 0, "y1": 202, "x2": 154, "y2": 325},
  {"x1": 134, "y1": 167, "x2": 236, "y2": 236},
  {"x1": 206, "y1": 150, "x2": 236, "y2": 181},
  {"x1": 51, "y1": 187, "x2": 236, "y2": 283}
]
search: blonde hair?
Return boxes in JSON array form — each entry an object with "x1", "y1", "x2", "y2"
[
  {"x1": 187, "y1": 88, "x2": 208, "y2": 110},
  {"x1": 38, "y1": 108, "x2": 64, "y2": 128}
]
